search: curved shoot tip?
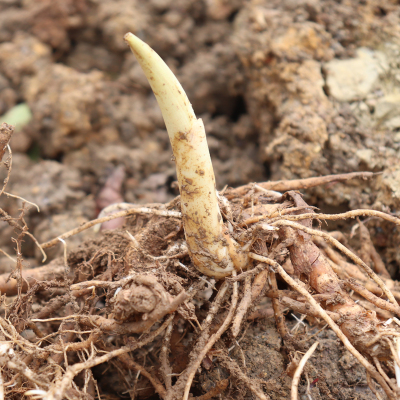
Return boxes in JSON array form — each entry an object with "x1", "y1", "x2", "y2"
[{"x1": 124, "y1": 32, "x2": 196, "y2": 139}]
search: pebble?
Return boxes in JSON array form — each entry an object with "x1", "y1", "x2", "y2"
[{"x1": 324, "y1": 48, "x2": 388, "y2": 102}]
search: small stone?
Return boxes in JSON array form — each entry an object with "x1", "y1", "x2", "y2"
[
  {"x1": 356, "y1": 148, "x2": 377, "y2": 169},
  {"x1": 377, "y1": 168, "x2": 400, "y2": 208},
  {"x1": 324, "y1": 48, "x2": 388, "y2": 102},
  {"x1": 374, "y1": 93, "x2": 400, "y2": 129}
]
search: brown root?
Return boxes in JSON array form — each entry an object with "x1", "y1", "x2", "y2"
[
  {"x1": 0, "y1": 260, "x2": 65, "y2": 296},
  {"x1": 249, "y1": 252, "x2": 397, "y2": 400},
  {"x1": 228, "y1": 171, "x2": 375, "y2": 198},
  {"x1": 291, "y1": 341, "x2": 319, "y2": 400},
  {"x1": 231, "y1": 275, "x2": 252, "y2": 338},
  {"x1": 182, "y1": 272, "x2": 238, "y2": 400},
  {"x1": 2, "y1": 167, "x2": 400, "y2": 400}
]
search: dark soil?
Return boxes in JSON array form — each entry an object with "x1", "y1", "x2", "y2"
[{"x1": 1, "y1": 0, "x2": 400, "y2": 399}]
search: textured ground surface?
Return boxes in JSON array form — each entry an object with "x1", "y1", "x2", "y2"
[{"x1": 1, "y1": 0, "x2": 400, "y2": 399}]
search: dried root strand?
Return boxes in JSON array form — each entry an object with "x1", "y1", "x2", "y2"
[
  {"x1": 42, "y1": 314, "x2": 175, "y2": 400},
  {"x1": 229, "y1": 171, "x2": 375, "y2": 198},
  {"x1": 274, "y1": 208, "x2": 400, "y2": 228},
  {"x1": 248, "y1": 253, "x2": 397, "y2": 400},
  {"x1": 0, "y1": 125, "x2": 13, "y2": 198},
  {"x1": 278, "y1": 296, "x2": 340, "y2": 322},
  {"x1": 318, "y1": 240, "x2": 400, "y2": 301},
  {"x1": 41, "y1": 206, "x2": 182, "y2": 249},
  {"x1": 250, "y1": 268, "x2": 269, "y2": 300},
  {"x1": 373, "y1": 357, "x2": 399, "y2": 393},
  {"x1": 0, "y1": 206, "x2": 46, "y2": 261},
  {"x1": 228, "y1": 262, "x2": 267, "y2": 282},
  {"x1": 117, "y1": 352, "x2": 167, "y2": 399},
  {"x1": 7, "y1": 357, "x2": 50, "y2": 389},
  {"x1": 169, "y1": 280, "x2": 230, "y2": 399},
  {"x1": 0, "y1": 123, "x2": 14, "y2": 162},
  {"x1": 231, "y1": 275, "x2": 252, "y2": 338},
  {"x1": 291, "y1": 341, "x2": 319, "y2": 400},
  {"x1": 160, "y1": 317, "x2": 174, "y2": 398},
  {"x1": 269, "y1": 272, "x2": 289, "y2": 338},
  {"x1": 0, "y1": 261, "x2": 66, "y2": 296},
  {"x1": 272, "y1": 219, "x2": 400, "y2": 311},
  {"x1": 193, "y1": 378, "x2": 229, "y2": 400},
  {"x1": 182, "y1": 272, "x2": 238, "y2": 400},
  {"x1": 345, "y1": 279, "x2": 400, "y2": 316},
  {"x1": 357, "y1": 219, "x2": 390, "y2": 278}
]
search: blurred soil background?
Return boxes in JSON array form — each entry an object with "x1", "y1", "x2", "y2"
[{"x1": 1, "y1": 0, "x2": 400, "y2": 398}]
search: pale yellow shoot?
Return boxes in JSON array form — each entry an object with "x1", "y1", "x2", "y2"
[{"x1": 124, "y1": 33, "x2": 247, "y2": 278}]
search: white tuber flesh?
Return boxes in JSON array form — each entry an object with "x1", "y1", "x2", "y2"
[{"x1": 124, "y1": 33, "x2": 247, "y2": 278}]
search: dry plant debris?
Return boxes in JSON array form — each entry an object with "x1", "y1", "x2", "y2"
[{"x1": 0, "y1": 29, "x2": 400, "y2": 400}]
